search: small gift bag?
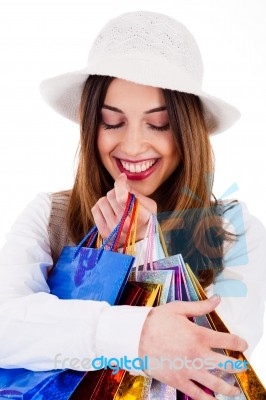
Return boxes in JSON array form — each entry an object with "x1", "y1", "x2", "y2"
[{"x1": 47, "y1": 193, "x2": 137, "y2": 304}]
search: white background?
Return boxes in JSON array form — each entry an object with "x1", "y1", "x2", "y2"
[{"x1": 0, "y1": 0, "x2": 265, "y2": 386}]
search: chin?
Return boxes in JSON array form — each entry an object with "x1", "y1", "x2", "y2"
[{"x1": 129, "y1": 182, "x2": 158, "y2": 197}]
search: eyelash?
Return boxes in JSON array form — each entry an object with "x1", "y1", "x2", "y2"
[
  {"x1": 101, "y1": 122, "x2": 124, "y2": 130},
  {"x1": 149, "y1": 123, "x2": 170, "y2": 132},
  {"x1": 101, "y1": 122, "x2": 170, "y2": 132}
]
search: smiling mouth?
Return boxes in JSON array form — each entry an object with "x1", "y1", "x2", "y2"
[{"x1": 118, "y1": 159, "x2": 158, "y2": 173}]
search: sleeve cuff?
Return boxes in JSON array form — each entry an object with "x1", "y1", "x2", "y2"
[{"x1": 95, "y1": 305, "x2": 152, "y2": 376}]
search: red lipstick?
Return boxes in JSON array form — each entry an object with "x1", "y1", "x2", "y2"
[{"x1": 115, "y1": 158, "x2": 160, "y2": 181}]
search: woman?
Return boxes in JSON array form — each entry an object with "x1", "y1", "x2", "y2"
[{"x1": 0, "y1": 10, "x2": 265, "y2": 399}]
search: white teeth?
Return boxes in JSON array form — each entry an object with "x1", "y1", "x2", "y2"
[
  {"x1": 120, "y1": 159, "x2": 156, "y2": 173},
  {"x1": 129, "y1": 164, "x2": 135, "y2": 173},
  {"x1": 141, "y1": 162, "x2": 147, "y2": 171}
]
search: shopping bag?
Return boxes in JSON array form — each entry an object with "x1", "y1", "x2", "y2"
[
  {"x1": 151, "y1": 261, "x2": 263, "y2": 398},
  {"x1": 0, "y1": 194, "x2": 138, "y2": 399},
  {"x1": 185, "y1": 262, "x2": 266, "y2": 400},
  {"x1": 0, "y1": 369, "x2": 84, "y2": 400},
  {"x1": 156, "y1": 255, "x2": 266, "y2": 400},
  {"x1": 47, "y1": 193, "x2": 137, "y2": 304},
  {"x1": 70, "y1": 280, "x2": 162, "y2": 400},
  {"x1": 128, "y1": 219, "x2": 176, "y2": 400},
  {"x1": 136, "y1": 215, "x2": 266, "y2": 400}
]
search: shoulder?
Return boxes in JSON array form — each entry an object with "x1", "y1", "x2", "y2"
[
  {"x1": 49, "y1": 190, "x2": 71, "y2": 205},
  {"x1": 4, "y1": 191, "x2": 72, "y2": 245},
  {"x1": 9, "y1": 192, "x2": 52, "y2": 233},
  {"x1": 48, "y1": 190, "x2": 71, "y2": 223},
  {"x1": 47, "y1": 190, "x2": 74, "y2": 263},
  {"x1": 0, "y1": 192, "x2": 53, "y2": 265},
  {"x1": 47, "y1": 190, "x2": 72, "y2": 230}
]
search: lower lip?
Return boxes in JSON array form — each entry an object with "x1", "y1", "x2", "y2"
[{"x1": 115, "y1": 158, "x2": 160, "y2": 181}]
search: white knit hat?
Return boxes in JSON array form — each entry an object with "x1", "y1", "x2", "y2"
[{"x1": 40, "y1": 11, "x2": 240, "y2": 134}]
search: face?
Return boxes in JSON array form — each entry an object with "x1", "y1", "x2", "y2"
[{"x1": 97, "y1": 78, "x2": 181, "y2": 196}]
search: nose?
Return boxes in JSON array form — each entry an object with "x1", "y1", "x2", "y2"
[{"x1": 120, "y1": 124, "x2": 149, "y2": 157}]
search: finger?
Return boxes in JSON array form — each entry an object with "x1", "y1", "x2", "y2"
[
  {"x1": 106, "y1": 189, "x2": 124, "y2": 217},
  {"x1": 211, "y1": 352, "x2": 249, "y2": 374},
  {"x1": 97, "y1": 196, "x2": 118, "y2": 229},
  {"x1": 135, "y1": 203, "x2": 152, "y2": 228},
  {"x1": 207, "y1": 331, "x2": 248, "y2": 353},
  {"x1": 115, "y1": 174, "x2": 157, "y2": 224},
  {"x1": 92, "y1": 197, "x2": 118, "y2": 235},
  {"x1": 130, "y1": 188, "x2": 157, "y2": 214},
  {"x1": 169, "y1": 295, "x2": 221, "y2": 317},
  {"x1": 178, "y1": 379, "x2": 216, "y2": 400},
  {"x1": 114, "y1": 173, "x2": 131, "y2": 204},
  {"x1": 194, "y1": 370, "x2": 241, "y2": 398},
  {"x1": 91, "y1": 203, "x2": 109, "y2": 239}
]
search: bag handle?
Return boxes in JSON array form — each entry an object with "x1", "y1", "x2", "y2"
[
  {"x1": 122, "y1": 198, "x2": 139, "y2": 255},
  {"x1": 134, "y1": 214, "x2": 169, "y2": 274},
  {"x1": 95, "y1": 193, "x2": 136, "y2": 262},
  {"x1": 74, "y1": 225, "x2": 98, "y2": 255},
  {"x1": 101, "y1": 193, "x2": 135, "y2": 251},
  {"x1": 73, "y1": 193, "x2": 136, "y2": 260}
]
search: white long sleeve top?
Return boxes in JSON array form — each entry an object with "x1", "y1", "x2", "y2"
[{"x1": 0, "y1": 193, "x2": 265, "y2": 372}]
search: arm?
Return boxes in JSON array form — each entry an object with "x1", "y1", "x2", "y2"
[{"x1": 0, "y1": 193, "x2": 151, "y2": 371}]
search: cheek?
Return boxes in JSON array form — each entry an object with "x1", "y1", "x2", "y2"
[
  {"x1": 160, "y1": 134, "x2": 180, "y2": 158},
  {"x1": 97, "y1": 130, "x2": 105, "y2": 156},
  {"x1": 97, "y1": 129, "x2": 120, "y2": 155},
  {"x1": 97, "y1": 130, "x2": 113, "y2": 160},
  {"x1": 162, "y1": 135, "x2": 181, "y2": 171}
]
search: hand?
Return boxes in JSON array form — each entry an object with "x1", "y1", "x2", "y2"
[
  {"x1": 91, "y1": 173, "x2": 157, "y2": 245},
  {"x1": 139, "y1": 295, "x2": 248, "y2": 399}
]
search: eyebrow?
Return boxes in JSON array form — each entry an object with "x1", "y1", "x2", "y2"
[{"x1": 102, "y1": 105, "x2": 167, "y2": 114}]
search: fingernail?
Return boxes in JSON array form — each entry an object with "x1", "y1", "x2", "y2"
[{"x1": 209, "y1": 294, "x2": 220, "y2": 302}]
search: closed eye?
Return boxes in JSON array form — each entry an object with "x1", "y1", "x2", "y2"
[
  {"x1": 101, "y1": 121, "x2": 125, "y2": 130},
  {"x1": 100, "y1": 121, "x2": 170, "y2": 131},
  {"x1": 148, "y1": 123, "x2": 170, "y2": 132}
]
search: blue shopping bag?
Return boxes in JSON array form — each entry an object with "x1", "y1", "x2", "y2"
[
  {"x1": 47, "y1": 239, "x2": 135, "y2": 304},
  {"x1": 0, "y1": 194, "x2": 137, "y2": 399},
  {"x1": 0, "y1": 369, "x2": 83, "y2": 400},
  {"x1": 47, "y1": 193, "x2": 136, "y2": 303}
]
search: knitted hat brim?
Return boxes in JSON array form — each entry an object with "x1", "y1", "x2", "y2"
[{"x1": 40, "y1": 67, "x2": 240, "y2": 134}]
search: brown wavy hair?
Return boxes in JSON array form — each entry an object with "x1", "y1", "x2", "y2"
[{"x1": 66, "y1": 75, "x2": 235, "y2": 288}]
